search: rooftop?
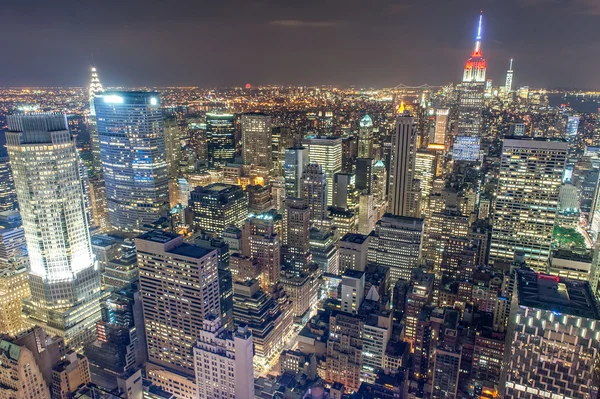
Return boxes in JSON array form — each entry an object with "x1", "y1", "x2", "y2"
[
  {"x1": 169, "y1": 243, "x2": 213, "y2": 259},
  {"x1": 137, "y1": 230, "x2": 179, "y2": 244},
  {"x1": 340, "y1": 233, "x2": 368, "y2": 244},
  {"x1": 516, "y1": 268, "x2": 600, "y2": 320}
]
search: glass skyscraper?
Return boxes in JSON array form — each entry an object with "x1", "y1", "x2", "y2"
[
  {"x1": 94, "y1": 91, "x2": 169, "y2": 232},
  {"x1": 206, "y1": 113, "x2": 236, "y2": 167},
  {"x1": 6, "y1": 113, "x2": 101, "y2": 349}
]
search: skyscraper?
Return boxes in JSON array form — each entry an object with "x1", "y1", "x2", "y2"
[
  {"x1": 163, "y1": 116, "x2": 182, "y2": 179},
  {"x1": 388, "y1": 111, "x2": 418, "y2": 217},
  {"x1": 241, "y1": 112, "x2": 272, "y2": 171},
  {"x1": 88, "y1": 66, "x2": 104, "y2": 176},
  {"x1": 458, "y1": 14, "x2": 486, "y2": 137},
  {"x1": 206, "y1": 113, "x2": 236, "y2": 167},
  {"x1": 501, "y1": 269, "x2": 600, "y2": 399},
  {"x1": 136, "y1": 230, "x2": 220, "y2": 376},
  {"x1": 189, "y1": 183, "x2": 248, "y2": 235},
  {"x1": 0, "y1": 157, "x2": 17, "y2": 211},
  {"x1": 301, "y1": 163, "x2": 328, "y2": 226},
  {"x1": 431, "y1": 109, "x2": 449, "y2": 146},
  {"x1": 358, "y1": 114, "x2": 374, "y2": 158},
  {"x1": 489, "y1": 138, "x2": 567, "y2": 270},
  {"x1": 505, "y1": 58, "x2": 514, "y2": 93},
  {"x1": 282, "y1": 198, "x2": 311, "y2": 274},
  {"x1": 303, "y1": 136, "x2": 342, "y2": 207},
  {"x1": 368, "y1": 214, "x2": 424, "y2": 286},
  {"x1": 284, "y1": 146, "x2": 308, "y2": 198},
  {"x1": 6, "y1": 113, "x2": 101, "y2": 349},
  {"x1": 94, "y1": 91, "x2": 169, "y2": 232},
  {"x1": 193, "y1": 316, "x2": 254, "y2": 399}
]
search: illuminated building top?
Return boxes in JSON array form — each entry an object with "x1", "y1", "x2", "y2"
[
  {"x1": 89, "y1": 66, "x2": 104, "y2": 115},
  {"x1": 463, "y1": 13, "x2": 486, "y2": 83}
]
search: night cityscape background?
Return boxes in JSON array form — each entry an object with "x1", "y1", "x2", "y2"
[{"x1": 0, "y1": 2, "x2": 600, "y2": 399}]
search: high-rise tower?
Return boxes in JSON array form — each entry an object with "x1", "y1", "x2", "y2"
[
  {"x1": 505, "y1": 59, "x2": 514, "y2": 93},
  {"x1": 388, "y1": 111, "x2": 418, "y2": 217},
  {"x1": 458, "y1": 13, "x2": 486, "y2": 137},
  {"x1": 358, "y1": 115, "x2": 374, "y2": 158},
  {"x1": 6, "y1": 114, "x2": 101, "y2": 349},
  {"x1": 94, "y1": 92, "x2": 169, "y2": 232},
  {"x1": 88, "y1": 66, "x2": 104, "y2": 175},
  {"x1": 241, "y1": 113, "x2": 272, "y2": 172}
]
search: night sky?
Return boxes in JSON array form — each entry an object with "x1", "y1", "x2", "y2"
[{"x1": 1, "y1": 0, "x2": 599, "y2": 89}]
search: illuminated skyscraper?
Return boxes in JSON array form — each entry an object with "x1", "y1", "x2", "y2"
[
  {"x1": 242, "y1": 113, "x2": 272, "y2": 171},
  {"x1": 88, "y1": 66, "x2": 104, "y2": 175},
  {"x1": 505, "y1": 58, "x2": 514, "y2": 93},
  {"x1": 163, "y1": 116, "x2": 182, "y2": 179},
  {"x1": 284, "y1": 146, "x2": 308, "y2": 198},
  {"x1": 490, "y1": 138, "x2": 567, "y2": 270},
  {"x1": 94, "y1": 92, "x2": 169, "y2": 232},
  {"x1": 189, "y1": 183, "x2": 248, "y2": 235},
  {"x1": 0, "y1": 157, "x2": 17, "y2": 211},
  {"x1": 303, "y1": 136, "x2": 342, "y2": 206},
  {"x1": 368, "y1": 214, "x2": 424, "y2": 286},
  {"x1": 6, "y1": 113, "x2": 101, "y2": 349},
  {"x1": 206, "y1": 113, "x2": 236, "y2": 167},
  {"x1": 136, "y1": 230, "x2": 220, "y2": 377},
  {"x1": 358, "y1": 115, "x2": 374, "y2": 158},
  {"x1": 301, "y1": 163, "x2": 328, "y2": 226},
  {"x1": 501, "y1": 269, "x2": 600, "y2": 399},
  {"x1": 388, "y1": 111, "x2": 418, "y2": 217},
  {"x1": 193, "y1": 316, "x2": 254, "y2": 399},
  {"x1": 458, "y1": 13, "x2": 486, "y2": 137},
  {"x1": 282, "y1": 198, "x2": 311, "y2": 274},
  {"x1": 431, "y1": 109, "x2": 449, "y2": 146}
]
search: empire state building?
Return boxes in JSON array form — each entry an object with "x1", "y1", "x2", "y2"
[{"x1": 457, "y1": 13, "x2": 486, "y2": 137}]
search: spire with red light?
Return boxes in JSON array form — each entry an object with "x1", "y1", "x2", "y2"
[{"x1": 463, "y1": 11, "x2": 486, "y2": 83}]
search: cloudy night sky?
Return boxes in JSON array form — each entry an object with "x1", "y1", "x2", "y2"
[{"x1": 1, "y1": 0, "x2": 599, "y2": 89}]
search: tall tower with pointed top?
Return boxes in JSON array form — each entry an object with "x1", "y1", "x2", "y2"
[
  {"x1": 458, "y1": 13, "x2": 486, "y2": 137},
  {"x1": 88, "y1": 66, "x2": 104, "y2": 175},
  {"x1": 505, "y1": 59, "x2": 514, "y2": 93}
]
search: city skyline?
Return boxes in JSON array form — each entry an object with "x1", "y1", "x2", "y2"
[{"x1": 2, "y1": 0, "x2": 600, "y2": 89}]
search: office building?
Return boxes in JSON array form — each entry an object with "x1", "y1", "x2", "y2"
[
  {"x1": 388, "y1": 111, "x2": 418, "y2": 217},
  {"x1": 301, "y1": 163, "x2": 328, "y2": 226},
  {"x1": 341, "y1": 270, "x2": 365, "y2": 314},
  {"x1": 332, "y1": 173, "x2": 355, "y2": 210},
  {"x1": 280, "y1": 267, "x2": 320, "y2": 320},
  {"x1": 368, "y1": 214, "x2": 424, "y2": 286},
  {"x1": 501, "y1": 269, "x2": 600, "y2": 399},
  {"x1": 329, "y1": 207, "x2": 357, "y2": 238},
  {"x1": 193, "y1": 315, "x2": 254, "y2": 399},
  {"x1": 242, "y1": 112, "x2": 272, "y2": 171},
  {"x1": 355, "y1": 157, "x2": 374, "y2": 194},
  {"x1": 136, "y1": 231, "x2": 220, "y2": 376},
  {"x1": 431, "y1": 109, "x2": 449, "y2": 145},
  {"x1": 0, "y1": 263, "x2": 29, "y2": 337},
  {"x1": 242, "y1": 214, "x2": 281, "y2": 292},
  {"x1": 206, "y1": 113, "x2": 236, "y2": 167},
  {"x1": 303, "y1": 136, "x2": 342, "y2": 207},
  {"x1": 6, "y1": 113, "x2": 101, "y2": 349},
  {"x1": 309, "y1": 228, "x2": 339, "y2": 274},
  {"x1": 85, "y1": 283, "x2": 147, "y2": 374},
  {"x1": 358, "y1": 115, "x2": 374, "y2": 158},
  {"x1": 189, "y1": 183, "x2": 248, "y2": 235},
  {"x1": 88, "y1": 66, "x2": 104, "y2": 175},
  {"x1": 94, "y1": 91, "x2": 169, "y2": 231},
  {"x1": 505, "y1": 58, "x2": 514, "y2": 93},
  {"x1": 52, "y1": 351, "x2": 91, "y2": 399},
  {"x1": 490, "y1": 138, "x2": 567, "y2": 270},
  {"x1": 163, "y1": 117, "x2": 182, "y2": 179},
  {"x1": 338, "y1": 233, "x2": 370, "y2": 273},
  {"x1": 232, "y1": 280, "x2": 294, "y2": 369},
  {"x1": 282, "y1": 198, "x2": 312, "y2": 274},
  {"x1": 431, "y1": 347, "x2": 462, "y2": 399},
  {"x1": 283, "y1": 146, "x2": 308, "y2": 198},
  {"x1": 0, "y1": 157, "x2": 17, "y2": 211},
  {"x1": 458, "y1": 14, "x2": 486, "y2": 137},
  {"x1": 414, "y1": 150, "x2": 436, "y2": 201},
  {"x1": 358, "y1": 193, "x2": 375, "y2": 235},
  {"x1": 404, "y1": 269, "x2": 434, "y2": 344},
  {"x1": 0, "y1": 339, "x2": 51, "y2": 399}
]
